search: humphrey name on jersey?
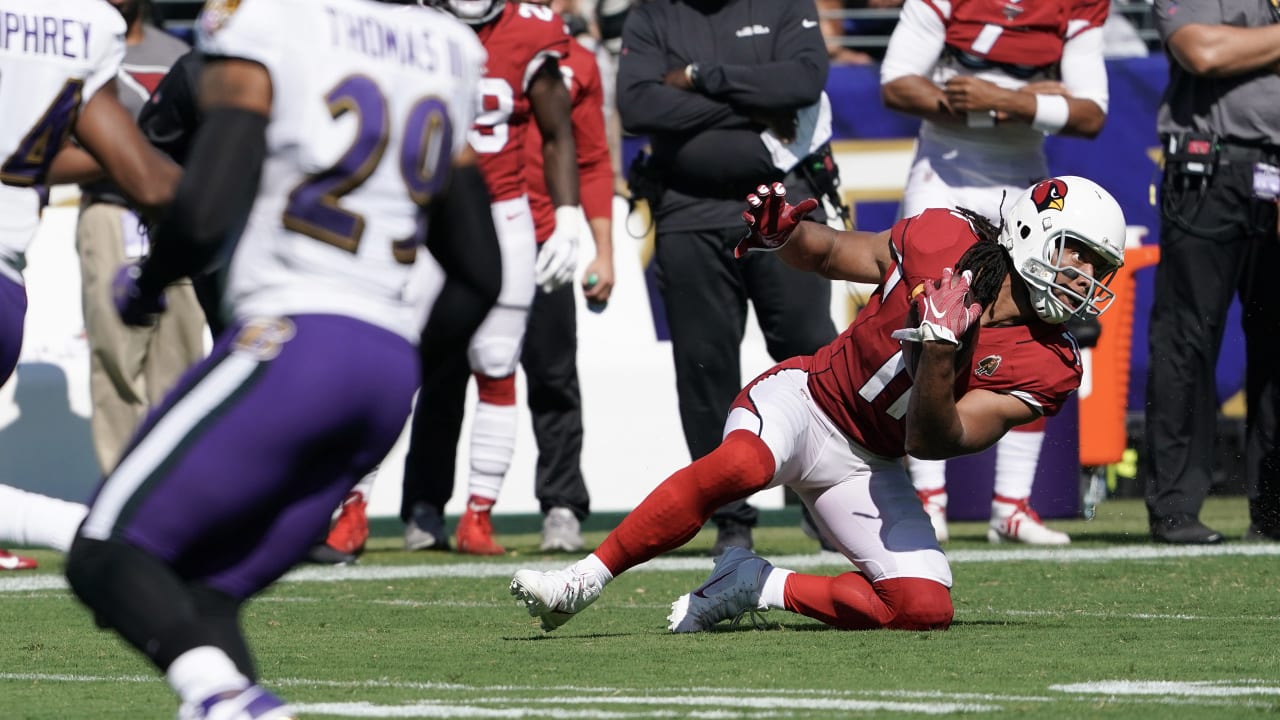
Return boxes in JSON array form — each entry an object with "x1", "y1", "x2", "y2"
[
  {"x1": 324, "y1": 5, "x2": 460, "y2": 73},
  {"x1": 0, "y1": 11, "x2": 92, "y2": 59}
]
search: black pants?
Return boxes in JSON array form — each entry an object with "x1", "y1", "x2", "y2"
[
  {"x1": 1145, "y1": 144, "x2": 1280, "y2": 531},
  {"x1": 399, "y1": 284, "x2": 591, "y2": 522},
  {"x1": 654, "y1": 226, "x2": 838, "y2": 528}
]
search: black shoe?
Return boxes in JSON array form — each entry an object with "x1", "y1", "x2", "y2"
[
  {"x1": 710, "y1": 520, "x2": 753, "y2": 557},
  {"x1": 305, "y1": 543, "x2": 358, "y2": 565},
  {"x1": 1150, "y1": 515, "x2": 1224, "y2": 545},
  {"x1": 405, "y1": 502, "x2": 451, "y2": 551},
  {"x1": 1243, "y1": 524, "x2": 1280, "y2": 542}
]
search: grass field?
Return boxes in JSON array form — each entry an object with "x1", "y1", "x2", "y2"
[{"x1": 1, "y1": 496, "x2": 1278, "y2": 719}]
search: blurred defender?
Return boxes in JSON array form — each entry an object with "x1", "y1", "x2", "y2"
[
  {"x1": 63, "y1": 1, "x2": 494, "y2": 717},
  {"x1": 0, "y1": 0, "x2": 180, "y2": 569}
]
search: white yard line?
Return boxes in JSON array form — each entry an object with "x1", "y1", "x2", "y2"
[{"x1": 4, "y1": 542, "x2": 1278, "y2": 594}]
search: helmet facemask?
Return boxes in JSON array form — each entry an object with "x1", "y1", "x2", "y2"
[{"x1": 1016, "y1": 229, "x2": 1120, "y2": 323}]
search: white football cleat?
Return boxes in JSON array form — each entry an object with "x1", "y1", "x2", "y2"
[
  {"x1": 668, "y1": 547, "x2": 771, "y2": 633},
  {"x1": 509, "y1": 567, "x2": 602, "y2": 631},
  {"x1": 987, "y1": 496, "x2": 1070, "y2": 545},
  {"x1": 916, "y1": 489, "x2": 949, "y2": 543}
]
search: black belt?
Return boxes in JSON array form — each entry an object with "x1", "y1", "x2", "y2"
[{"x1": 1220, "y1": 137, "x2": 1280, "y2": 160}]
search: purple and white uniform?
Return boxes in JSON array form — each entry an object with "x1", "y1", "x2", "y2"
[
  {"x1": 0, "y1": 0, "x2": 127, "y2": 384},
  {"x1": 78, "y1": 0, "x2": 486, "y2": 599}
]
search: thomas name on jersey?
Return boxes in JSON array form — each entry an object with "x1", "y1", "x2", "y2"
[
  {"x1": 0, "y1": 11, "x2": 93, "y2": 59},
  {"x1": 322, "y1": 6, "x2": 465, "y2": 73}
]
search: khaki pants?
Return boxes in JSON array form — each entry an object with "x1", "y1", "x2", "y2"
[{"x1": 77, "y1": 203, "x2": 207, "y2": 474}]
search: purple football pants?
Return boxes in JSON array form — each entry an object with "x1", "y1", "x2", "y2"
[
  {"x1": 0, "y1": 274, "x2": 27, "y2": 388},
  {"x1": 79, "y1": 314, "x2": 419, "y2": 599}
]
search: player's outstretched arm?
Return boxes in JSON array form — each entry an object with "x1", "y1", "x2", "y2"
[
  {"x1": 737, "y1": 182, "x2": 890, "y2": 283},
  {"x1": 73, "y1": 79, "x2": 181, "y2": 213}
]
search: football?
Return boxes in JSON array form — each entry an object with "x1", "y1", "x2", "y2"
[{"x1": 901, "y1": 291, "x2": 980, "y2": 381}]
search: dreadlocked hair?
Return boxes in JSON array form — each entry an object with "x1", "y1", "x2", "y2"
[{"x1": 952, "y1": 207, "x2": 1012, "y2": 309}]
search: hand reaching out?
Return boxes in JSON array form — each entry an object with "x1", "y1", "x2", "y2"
[{"x1": 735, "y1": 182, "x2": 819, "y2": 259}]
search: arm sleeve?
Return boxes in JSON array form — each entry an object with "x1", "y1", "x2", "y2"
[
  {"x1": 694, "y1": 4, "x2": 829, "y2": 109},
  {"x1": 880, "y1": 0, "x2": 947, "y2": 85},
  {"x1": 573, "y1": 62, "x2": 613, "y2": 222},
  {"x1": 136, "y1": 50, "x2": 204, "y2": 165},
  {"x1": 1153, "y1": 0, "x2": 1220, "y2": 40},
  {"x1": 197, "y1": 0, "x2": 286, "y2": 74},
  {"x1": 137, "y1": 107, "x2": 267, "y2": 297},
  {"x1": 1060, "y1": 27, "x2": 1109, "y2": 114},
  {"x1": 615, "y1": 7, "x2": 750, "y2": 135}
]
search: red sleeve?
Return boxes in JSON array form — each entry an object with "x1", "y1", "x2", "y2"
[
  {"x1": 893, "y1": 209, "x2": 973, "y2": 293},
  {"x1": 1068, "y1": 0, "x2": 1109, "y2": 36},
  {"x1": 570, "y1": 49, "x2": 612, "y2": 223}
]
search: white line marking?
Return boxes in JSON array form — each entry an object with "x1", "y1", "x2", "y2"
[
  {"x1": 1052, "y1": 680, "x2": 1280, "y2": 697},
  {"x1": 5, "y1": 543, "x2": 1278, "y2": 593}
]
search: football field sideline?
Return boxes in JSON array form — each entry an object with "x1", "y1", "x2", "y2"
[{"x1": 2, "y1": 542, "x2": 1279, "y2": 594}]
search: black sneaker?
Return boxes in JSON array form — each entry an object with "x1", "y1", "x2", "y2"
[
  {"x1": 1150, "y1": 514, "x2": 1224, "y2": 545},
  {"x1": 305, "y1": 543, "x2": 358, "y2": 565},
  {"x1": 405, "y1": 502, "x2": 451, "y2": 551},
  {"x1": 710, "y1": 520, "x2": 753, "y2": 557}
]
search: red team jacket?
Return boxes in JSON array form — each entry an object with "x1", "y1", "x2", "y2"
[
  {"x1": 802, "y1": 209, "x2": 1082, "y2": 459},
  {"x1": 471, "y1": 2, "x2": 570, "y2": 202},
  {"x1": 923, "y1": 0, "x2": 1109, "y2": 67},
  {"x1": 523, "y1": 37, "x2": 612, "y2": 243}
]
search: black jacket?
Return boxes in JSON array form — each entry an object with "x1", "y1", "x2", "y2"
[{"x1": 618, "y1": 0, "x2": 829, "y2": 231}]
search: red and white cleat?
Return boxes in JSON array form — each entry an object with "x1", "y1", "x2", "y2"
[
  {"x1": 988, "y1": 495, "x2": 1070, "y2": 545},
  {"x1": 456, "y1": 508, "x2": 505, "y2": 556},
  {"x1": 0, "y1": 548, "x2": 37, "y2": 571},
  {"x1": 324, "y1": 491, "x2": 369, "y2": 557}
]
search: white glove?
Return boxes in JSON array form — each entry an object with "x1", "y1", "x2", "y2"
[{"x1": 535, "y1": 205, "x2": 581, "y2": 293}]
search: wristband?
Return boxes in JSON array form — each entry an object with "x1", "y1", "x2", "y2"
[
  {"x1": 1031, "y1": 94, "x2": 1070, "y2": 134},
  {"x1": 554, "y1": 205, "x2": 584, "y2": 230}
]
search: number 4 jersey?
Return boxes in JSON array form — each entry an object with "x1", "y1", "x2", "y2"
[
  {"x1": 198, "y1": 0, "x2": 486, "y2": 342},
  {"x1": 0, "y1": 0, "x2": 125, "y2": 271},
  {"x1": 805, "y1": 208, "x2": 1082, "y2": 459}
]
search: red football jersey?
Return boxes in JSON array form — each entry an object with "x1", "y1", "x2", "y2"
[
  {"x1": 923, "y1": 0, "x2": 1108, "y2": 68},
  {"x1": 524, "y1": 38, "x2": 612, "y2": 243},
  {"x1": 472, "y1": 2, "x2": 570, "y2": 202},
  {"x1": 806, "y1": 208, "x2": 1081, "y2": 458}
]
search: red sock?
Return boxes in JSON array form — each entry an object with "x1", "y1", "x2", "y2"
[
  {"x1": 783, "y1": 573, "x2": 953, "y2": 630},
  {"x1": 594, "y1": 430, "x2": 775, "y2": 576}
]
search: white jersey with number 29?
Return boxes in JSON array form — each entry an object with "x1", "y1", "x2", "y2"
[{"x1": 199, "y1": 0, "x2": 486, "y2": 342}]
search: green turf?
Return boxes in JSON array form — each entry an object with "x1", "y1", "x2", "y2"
[{"x1": 1, "y1": 496, "x2": 1277, "y2": 719}]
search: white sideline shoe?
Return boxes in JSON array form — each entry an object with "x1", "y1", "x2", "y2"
[
  {"x1": 510, "y1": 567, "x2": 602, "y2": 631},
  {"x1": 916, "y1": 489, "x2": 949, "y2": 543},
  {"x1": 668, "y1": 547, "x2": 771, "y2": 633},
  {"x1": 540, "y1": 507, "x2": 584, "y2": 552},
  {"x1": 988, "y1": 497, "x2": 1070, "y2": 545}
]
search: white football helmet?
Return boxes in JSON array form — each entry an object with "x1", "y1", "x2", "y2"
[
  {"x1": 998, "y1": 176, "x2": 1126, "y2": 324},
  {"x1": 422, "y1": 0, "x2": 505, "y2": 24}
]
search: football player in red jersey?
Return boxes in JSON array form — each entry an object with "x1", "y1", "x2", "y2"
[
  {"x1": 880, "y1": 0, "x2": 1112, "y2": 545},
  {"x1": 518, "y1": 21, "x2": 616, "y2": 552},
  {"x1": 509, "y1": 175, "x2": 1125, "y2": 633},
  {"x1": 403, "y1": 0, "x2": 580, "y2": 555}
]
